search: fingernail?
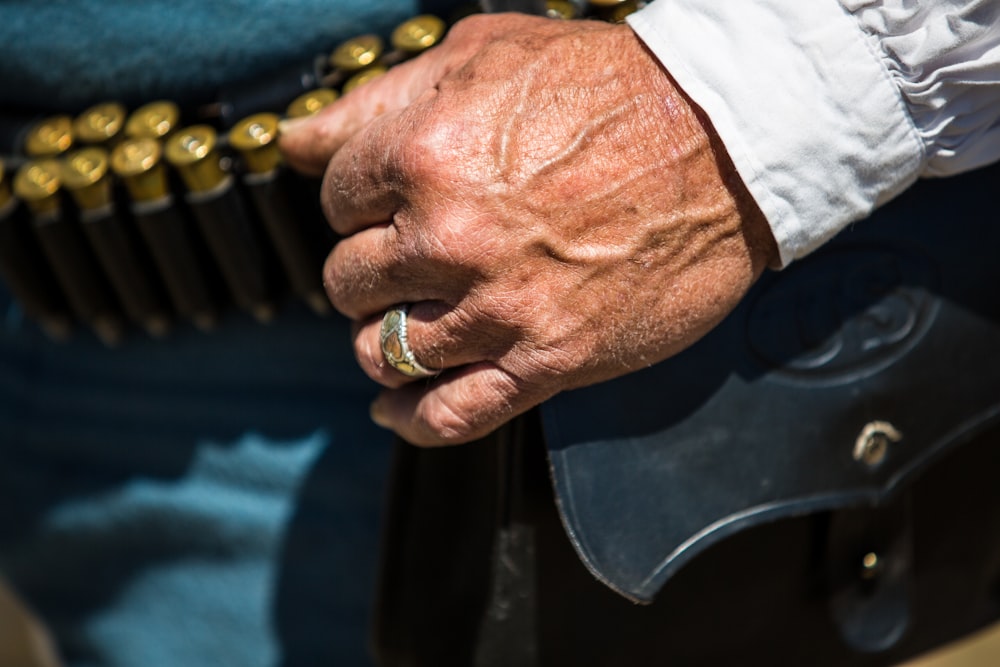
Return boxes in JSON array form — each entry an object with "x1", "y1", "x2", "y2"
[{"x1": 370, "y1": 399, "x2": 392, "y2": 429}]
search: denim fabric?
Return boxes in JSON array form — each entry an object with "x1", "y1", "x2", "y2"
[
  {"x1": 0, "y1": 0, "x2": 419, "y2": 111},
  {"x1": 0, "y1": 289, "x2": 394, "y2": 666},
  {"x1": 0, "y1": 2, "x2": 425, "y2": 664}
]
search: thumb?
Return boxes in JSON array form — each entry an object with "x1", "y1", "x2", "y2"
[{"x1": 278, "y1": 50, "x2": 455, "y2": 176}]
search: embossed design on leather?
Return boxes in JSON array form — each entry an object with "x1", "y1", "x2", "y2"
[{"x1": 747, "y1": 244, "x2": 940, "y2": 385}]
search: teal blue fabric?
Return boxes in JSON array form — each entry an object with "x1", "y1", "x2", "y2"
[
  {"x1": 0, "y1": 0, "x2": 418, "y2": 111},
  {"x1": 0, "y1": 294, "x2": 396, "y2": 666},
  {"x1": 0, "y1": 1, "x2": 420, "y2": 665}
]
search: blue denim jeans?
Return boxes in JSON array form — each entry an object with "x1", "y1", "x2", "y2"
[
  {"x1": 0, "y1": 2, "x2": 423, "y2": 663},
  {"x1": 0, "y1": 289, "x2": 394, "y2": 666}
]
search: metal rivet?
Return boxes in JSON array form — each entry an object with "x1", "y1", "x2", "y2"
[{"x1": 853, "y1": 421, "x2": 902, "y2": 467}]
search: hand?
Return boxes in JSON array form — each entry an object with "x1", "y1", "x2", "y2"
[{"x1": 280, "y1": 13, "x2": 777, "y2": 446}]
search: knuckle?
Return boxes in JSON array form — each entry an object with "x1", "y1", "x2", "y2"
[
  {"x1": 446, "y1": 13, "x2": 536, "y2": 49},
  {"x1": 416, "y1": 370, "x2": 529, "y2": 445},
  {"x1": 396, "y1": 119, "x2": 452, "y2": 186},
  {"x1": 319, "y1": 164, "x2": 349, "y2": 234},
  {"x1": 445, "y1": 14, "x2": 493, "y2": 45},
  {"x1": 418, "y1": 396, "x2": 479, "y2": 444},
  {"x1": 321, "y1": 250, "x2": 353, "y2": 316}
]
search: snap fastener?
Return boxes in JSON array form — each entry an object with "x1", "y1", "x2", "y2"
[{"x1": 854, "y1": 421, "x2": 902, "y2": 467}]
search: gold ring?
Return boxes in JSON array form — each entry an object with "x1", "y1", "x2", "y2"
[{"x1": 380, "y1": 304, "x2": 439, "y2": 378}]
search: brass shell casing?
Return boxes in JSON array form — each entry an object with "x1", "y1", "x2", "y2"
[
  {"x1": 607, "y1": 0, "x2": 640, "y2": 22},
  {"x1": 164, "y1": 125, "x2": 226, "y2": 193},
  {"x1": 125, "y1": 101, "x2": 181, "y2": 140},
  {"x1": 24, "y1": 115, "x2": 74, "y2": 158},
  {"x1": 391, "y1": 15, "x2": 446, "y2": 54},
  {"x1": 111, "y1": 137, "x2": 170, "y2": 202},
  {"x1": 13, "y1": 159, "x2": 63, "y2": 216},
  {"x1": 73, "y1": 102, "x2": 127, "y2": 145},
  {"x1": 329, "y1": 34, "x2": 384, "y2": 72},
  {"x1": 62, "y1": 147, "x2": 113, "y2": 210},
  {"x1": 342, "y1": 66, "x2": 388, "y2": 94},
  {"x1": 545, "y1": 0, "x2": 578, "y2": 19},
  {"x1": 285, "y1": 88, "x2": 339, "y2": 119},
  {"x1": 229, "y1": 113, "x2": 282, "y2": 175}
]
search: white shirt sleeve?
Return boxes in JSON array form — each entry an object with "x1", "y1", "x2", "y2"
[{"x1": 627, "y1": 0, "x2": 1000, "y2": 266}]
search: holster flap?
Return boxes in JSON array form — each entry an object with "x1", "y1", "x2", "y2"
[{"x1": 541, "y1": 164, "x2": 1000, "y2": 602}]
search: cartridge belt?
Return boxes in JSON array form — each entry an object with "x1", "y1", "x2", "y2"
[{"x1": 0, "y1": 1, "x2": 642, "y2": 346}]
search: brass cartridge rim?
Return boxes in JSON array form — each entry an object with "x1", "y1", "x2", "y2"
[
  {"x1": 73, "y1": 102, "x2": 127, "y2": 144},
  {"x1": 164, "y1": 125, "x2": 226, "y2": 192},
  {"x1": 545, "y1": 0, "x2": 578, "y2": 19},
  {"x1": 342, "y1": 66, "x2": 388, "y2": 94},
  {"x1": 62, "y1": 147, "x2": 109, "y2": 189},
  {"x1": 13, "y1": 159, "x2": 62, "y2": 214},
  {"x1": 286, "y1": 88, "x2": 339, "y2": 119},
  {"x1": 330, "y1": 34, "x2": 384, "y2": 72},
  {"x1": 391, "y1": 15, "x2": 446, "y2": 53},
  {"x1": 24, "y1": 115, "x2": 74, "y2": 157},
  {"x1": 229, "y1": 113, "x2": 279, "y2": 150},
  {"x1": 62, "y1": 147, "x2": 112, "y2": 210},
  {"x1": 111, "y1": 137, "x2": 169, "y2": 202},
  {"x1": 110, "y1": 137, "x2": 162, "y2": 177},
  {"x1": 125, "y1": 100, "x2": 180, "y2": 139},
  {"x1": 164, "y1": 125, "x2": 217, "y2": 166},
  {"x1": 229, "y1": 113, "x2": 282, "y2": 174},
  {"x1": 13, "y1": 159, "x2": 61, "y2": 200}
]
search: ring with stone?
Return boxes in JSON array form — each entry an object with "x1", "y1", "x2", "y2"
[{"x1": 380, "y1": 304, "x2": 439, "y2": 379}]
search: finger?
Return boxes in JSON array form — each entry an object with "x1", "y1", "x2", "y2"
[
  {"x1": 278, "y1": 13, "x2": 584, "y2": 175},
  {"x1": 318, "y1": 108, "x2": 411, "y2": 236},
  {"x1": 369, "y1": 363, "x2": 552, "y2": 446},
  {"x1": 323, "y1": 223, "x2": 457, "y2": 320},
  {"x1": 323, "y1": 203, "x2": 487, "y2": 319},
  {"x1": 323, "y1": 225, "x2": 398, "y2": 321},
  {"x1": 278, "y1": 47, "x2": 455, "y2": 176},
  {"x1": 352, "y1": 301, "x2": 517, "y2": 388}
]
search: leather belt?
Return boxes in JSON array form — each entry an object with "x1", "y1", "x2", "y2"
[{"x1": 0, "y1": 1, "x2": 644, "y2": 346}]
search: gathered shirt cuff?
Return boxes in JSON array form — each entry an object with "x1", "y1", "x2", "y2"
[{"x1": 628, "y1": 0, "x2": 998, "y2": 266}]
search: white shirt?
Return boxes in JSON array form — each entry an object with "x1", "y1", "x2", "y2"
[{"x1": 628, "y1": 0, "x2": 1000, "y2": 266}]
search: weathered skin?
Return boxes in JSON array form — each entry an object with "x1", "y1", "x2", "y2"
[{"x1": 280, "y1": 13, "x2": 777, "y2": 446}]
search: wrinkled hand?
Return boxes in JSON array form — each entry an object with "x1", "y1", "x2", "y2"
[{"x1": 280, "y1": 13, "x2": 777, "y2": 446}]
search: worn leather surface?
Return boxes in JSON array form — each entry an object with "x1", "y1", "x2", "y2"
[{"x1": 541, "y1": 161, "x2": 1000, "y2": 603}]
